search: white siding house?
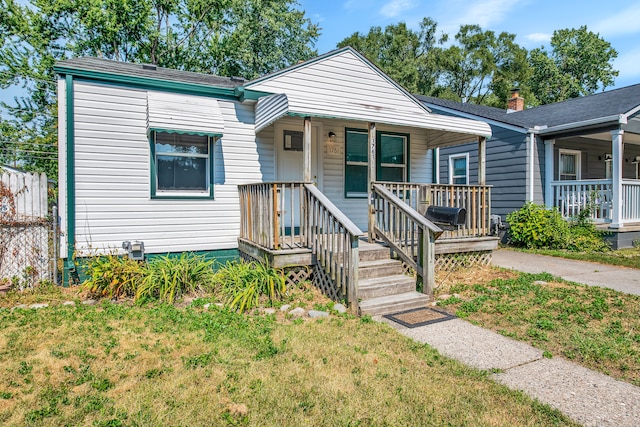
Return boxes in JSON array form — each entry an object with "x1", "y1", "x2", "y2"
[{"x1": 55, "y1": 47, "x2": 491, "y2": 282}]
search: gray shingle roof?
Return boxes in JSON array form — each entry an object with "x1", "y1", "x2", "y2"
[
  {"x1": 56, "y1": 57, "x2": 245, "y2": 89},
  {"x1": 417, "y1": 84, "x2": 640, "y2": 130}
]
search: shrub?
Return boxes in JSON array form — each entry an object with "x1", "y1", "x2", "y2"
[
  {"x1": 136, "y1": 253, "x2": 215, "y2": 304},
  {"x1": 214, "y1": 259, "x2": 286, "y2": 312},
  {"x1": 83, "y1": 255, "x2": 146, "y2": 299},
  {"x1": 507, "y1": 202, "x2": 609, "y2": 252}
]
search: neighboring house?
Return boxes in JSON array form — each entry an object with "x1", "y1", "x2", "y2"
[
  {"x1": 418, "y1": 87, "x2": 640, "y2": 249},
  {"x1": 55, "y1": 47, "x2": 494, "y2": 303}
]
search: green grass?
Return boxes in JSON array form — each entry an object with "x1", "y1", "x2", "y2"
[
  {"x1": 437, "y1": 267, "x2": 640, "y2": 386},
  {"x1": 0, "y1": 290, "x2": 576, "y2": 426},
  {"x1": 516, "y1": 247, "x2": 640, "y2": 269}
]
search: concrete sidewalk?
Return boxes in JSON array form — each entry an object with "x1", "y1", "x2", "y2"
[
  {"x1": 379, "y1": 316, "x2": 640, "y2": 427},
  {"x1": 492, "y1": 249, "x2": 640, "y2": 295},
  {"x1": 377, "y1": 251, "x2": 640, "y2": 426}
]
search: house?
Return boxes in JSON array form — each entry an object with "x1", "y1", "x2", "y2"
[
  {"x1": 418, "y1": 87, "x2": 640, "y2": 249},
  {"x1": 55, "y1": 47, "x2": 495, "y2": 313}
]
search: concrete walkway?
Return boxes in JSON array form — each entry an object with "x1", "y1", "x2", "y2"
[
  {"x1": 377, "y1": 251, "x2": 640, "y2": 426},
  {"x1": 492, "y1": 249, "x2": 640, "y2": 295}
]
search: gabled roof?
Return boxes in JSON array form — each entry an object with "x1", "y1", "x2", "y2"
[{"x1": 418, "y1": 83, "x2": 640, "y2": 134}]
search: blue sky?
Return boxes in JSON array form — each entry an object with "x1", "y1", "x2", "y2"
[{"x1": 299, "y1": 0, "x2": 640, "y2": 88}]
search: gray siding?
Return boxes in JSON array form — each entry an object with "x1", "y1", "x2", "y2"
[
  {"x1": 553, "y1": 137, "x2": 640, "y2": 180},
  {"x1": 433, "y1": 106, "x2": 529, "y2": 219}
]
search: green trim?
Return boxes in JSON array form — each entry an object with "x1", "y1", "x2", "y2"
[
  {"x1": 146, "y1": 249, "x2": 239, "y2": 269},
  {"x1": 54, "y1": 66, "x2": 238, "y2": 99},
  {"x1": 148, "y1": 128, "x2": 222, "y2": 138},
  {"x1": 64, "y1": 74, "x2": 76, "y2": 286},
  {"x1": 234, "y1": 86, "x2": 273, "y2": 101},
  {"x1": 149, "y1": 131, "x2": 215, "y2": 200},
  {"x1": 344, "y1": 127, "x2": 369, "y2": 199},
  {"x1": 376, "y1": 130, "x2": 410, "y2": 183}
]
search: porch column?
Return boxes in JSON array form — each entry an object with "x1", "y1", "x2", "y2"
[
  {"x1": 477, "y1": 136, "x2": 486, "y2": 185},
  {"x1": 611, "y1": 128, "x2": 624, "y2": 229},
  {"x1": 303, "y1": 116, "x2": 312, "y2": 182},
  {"x1": 367, "y1": 122, "x2": 376, "y2": 242},
  {"x1": 544, "y1": 139, "x2": 555, "y2": 208}
]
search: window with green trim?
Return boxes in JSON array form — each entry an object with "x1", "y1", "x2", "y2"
[
  {"x1": 151, "y1": 131, "x2": 214, "y2": 198},
  {"x1": 345, "y1": 129, "x2": 369, "y2": 198},
  {"x1": 377, "y1": 132, "x2": 408, "y2": 183}
]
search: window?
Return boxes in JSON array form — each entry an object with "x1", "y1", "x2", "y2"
[
  {"x1": 377, "y1": 132, "x2": 408, "y2": 183},
  {"x1": 345, "y1": 129, "x2": 368, "y2": 198},
  {"x1": 604, "y1": 153, "x2": 612, "y2": 179},
  {"x1": 558, "y1": 149, "x2": 581, "y2": 181},
  {"x1": 283, "y1": 130, "x2": 303, "y2": 151},
  {"x1": 151, "y1": 131, "x2": 214, "y2": 198},
  {"x1": 449, "y1": 153, "x2": 469, "y2": 185}
]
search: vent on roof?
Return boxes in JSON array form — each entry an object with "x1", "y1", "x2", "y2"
[
  {"x1": 142, "y1": 64, "x2": 157, "y2": 71},
  {"x1": 230, "y1": 76, "x2": 245, "y2": 83}
]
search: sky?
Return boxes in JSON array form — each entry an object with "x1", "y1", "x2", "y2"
[{"x1": 299, "y1": 0, "x2": 640, "y2": 88}]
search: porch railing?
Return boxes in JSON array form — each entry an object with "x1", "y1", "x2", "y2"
[
  {"x1": 376, "y1": 182, "x2": 492, "y2": 239},
  {"x1": 371, "y1": 184, "x2": 442, "y2": 296},
  {"x1": 238, "y1": 182, "x2": 363, "y2": 308},
  {"x1": 622, "y1": 180, "x2": 640, "y2": 221},
  {"x1": 551, "y1": 180, "x2": 613, "y2": 221}
]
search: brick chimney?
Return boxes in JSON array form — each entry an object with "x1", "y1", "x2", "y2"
[{"x1": 507, "y1": 88, "x2": 524, "y2": 113}]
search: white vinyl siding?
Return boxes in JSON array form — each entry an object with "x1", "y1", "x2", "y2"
[{"x1": 70, "y1": 80, "x2": 270, "y2": 256}]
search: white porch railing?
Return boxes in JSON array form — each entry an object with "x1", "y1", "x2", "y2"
[
  {"x1": 622, "y1": 180, "x2": 640, "y2": 222},
  {"x1": 551, "y1": 180, "x2": 613, "y2": 221}
]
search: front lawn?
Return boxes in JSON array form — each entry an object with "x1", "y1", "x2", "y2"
[
  {"x1": 436, "y1": 267, "x2": 640, "y2": 386},
  {"x1": 0, "y1": 285, "x2": 575, "y2": 426}
]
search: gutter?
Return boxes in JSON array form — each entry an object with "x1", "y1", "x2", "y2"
[{"x1": 532, "y1": 114, "x2": 627, "y2": 136}]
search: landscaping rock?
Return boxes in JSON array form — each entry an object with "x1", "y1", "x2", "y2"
[
  {"x1": 62, "y1": 301, "x2": 76, "y2": 306},
  {"x1": 333, "y1": 303, "x2": 347, "y2": 314},
  {"x1": 215, "y1": 303, "x2": 224, "y2": 308},
  {"x1": 533, "y1": 280, "x2": 548, "y2": 286},
  {"x1": 289, "y1": 307, "x2": 306, "y2": 317},
  {"x1": 308, "y1": 310, "x2": 329, "y2": 318},
  {"x1": 263, "y1": 308, "x2": 276, "y2": 315},
  {"x1": 29, "y1": 303, "x2": 48, "y2": 310},
  {"x1": 438, "y1": 294, "x2": 451, "y2": 300},
  {"x1": 203, "y1": 303, "x2": 211, "y2": 310},
  {"x1": 280, "y1": 304, "x2": 291, "y2": 312},
  {"x1": 12, "y1": 304, "x2": 27, "y2": 311},
  {"x1": 82, "y1": 299, "x2": 98, "y2": 305}
]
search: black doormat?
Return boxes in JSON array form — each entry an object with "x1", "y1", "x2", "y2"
[{"x1": 383, "y1": 307, "x2": 456, "y2": 328}]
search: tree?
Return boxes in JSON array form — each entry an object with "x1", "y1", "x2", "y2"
[
  {"x1": 435, "y1": 25, "x2": 532, "y2": 107},
  {"x1": 337, "y1": 18, "x2": 444, "y2": 94},
  {"x1": 529, "y1": 26, "x2": 618, "y2": 104},
  {"x1": 0, "y1": 0, "x2": 319, "y2": 175}
]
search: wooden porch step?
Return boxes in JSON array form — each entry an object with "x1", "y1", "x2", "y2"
[
  {"x1": 358, "y1": 275, "x2": 416, "y2": 299},
  {"x1": 358, "y1": 259, "x2": 404, "y2": 279},
  {"x1": 359, "y1": 291, "x2": 430, "y2": 316},
  {"x1": 358, "y1": 243, "x2": 391, "y2": 262}
]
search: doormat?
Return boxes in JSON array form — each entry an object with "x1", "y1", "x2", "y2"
[{"x1": 383, "y1": 307, "x2": 456, "y2": 328}]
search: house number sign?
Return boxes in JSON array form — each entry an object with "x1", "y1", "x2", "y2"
[{"x1": 326, "y1": 143, "x2": 343, "y2": 156}]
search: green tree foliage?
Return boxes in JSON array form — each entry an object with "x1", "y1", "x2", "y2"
[
  {"x1": 0, "y1": 0, "x2": 319, "y2": 175},
  {"x1": 529, "y1": 26, "x2": 618, "y2": 104},
  {"x1": 337, "y1": 18, "x2": 443, "y2": 94}
]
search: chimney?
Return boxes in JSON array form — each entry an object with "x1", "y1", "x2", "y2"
[{"x1": 507, "y1": 88, "x2": 524, "y2": 113}]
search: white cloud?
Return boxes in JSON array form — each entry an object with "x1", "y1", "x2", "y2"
[
  {"x1": 592, "y1": 5, "x2": 640, "y2": 38},
  {"x1": 525, "y1": 32, "x2": 551, "y2": 43},
  {"x1": 439, "y1": 0, "x2": 524, "y2": 34},
  {"x1": 380, "y1": 0, "x2": 416, "y2": 18}
]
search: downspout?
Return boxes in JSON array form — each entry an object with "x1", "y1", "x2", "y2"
[{"x1": 65, "y1": 74, "x2": 76, "y2": 285}]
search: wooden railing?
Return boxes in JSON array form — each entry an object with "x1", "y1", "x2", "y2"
[
  {"x1": 622, "y1": 180, "x2": 640, "y2": 222},
  {"x1": 371, "y1": 184, "x2": 442, "y2": 296},
  {"x1": 551, "y1": 180, "x2": 613, "y2": 221},
  {"x1": 238, "y1": 182, "x2": 363, "y2": 308},
  {"x1": 377, "y1": 182, "x2": 492, "y2": 239}
]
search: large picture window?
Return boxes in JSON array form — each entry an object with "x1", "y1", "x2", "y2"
[
  {"x1": 151, "y1": 131, "x2": 214, "y2": 198},
  {"x1": 345, "y1": 129, "x2": 369, "y2": 198},
  {"x1": 558, "y1": 149, "x2": 581, "y2": 181},
  {"x1": 449, "y1": 153, "x2": 469, "y2": 185}
]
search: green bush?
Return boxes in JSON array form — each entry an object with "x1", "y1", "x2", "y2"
[
  {"x1": 507, "y1": 202, "x2": 609, "y2": 252},
  {"x1": 83, "y1": 254, "x2": 146, "y2": 299},
  {"x1": 136, "y1": 253, "x2": 216, "y2": 304},
  {"x1": 214, "y1": 259, "x2": 286, "y2": 313}
]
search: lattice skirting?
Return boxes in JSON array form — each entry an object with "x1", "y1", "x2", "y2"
[
  {"x1": 284, "y1": 266, "x2": 312, "y2": 287},
  {"x1": 434, "y1": 251, "x2": 492, "y2": 271},
  {"x1": 312, "y1": 266, "x2": 343, "y2": 301}
]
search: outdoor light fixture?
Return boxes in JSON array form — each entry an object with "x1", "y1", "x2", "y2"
[
  {"x1": 631, "y1": 156, "x2": 640, "y2": 164},
  {"x1": 328, "y1": 131, "x2": 336, "y2": 141}
]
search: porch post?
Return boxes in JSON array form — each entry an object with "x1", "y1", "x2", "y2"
[
  {"x1": 477, "y1": 136, "x2": 486, "y2": 185},
  {"x1": 611, "y1": 128, "x2": 624, "y2": 228},
  {"x1": 368, "y1": 122, "x2": 376, "y2": 242},
  {"x1": 303, "y1": 116, "x2": 312, "y2": 182},
  {"x1": 544, "y1": 139, "x2": 555, "y2": 208}
]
